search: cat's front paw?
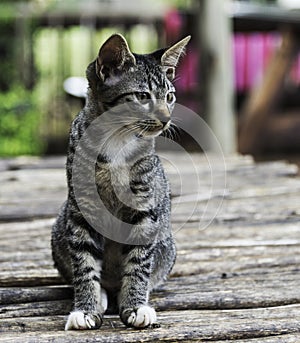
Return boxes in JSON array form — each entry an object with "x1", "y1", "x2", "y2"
[
  {"x1": 121, "y1": 305, "x2": 157, "y2": 328},
  {"x1": 65, "y1": 311, "x2": 103, "y2": 330}
]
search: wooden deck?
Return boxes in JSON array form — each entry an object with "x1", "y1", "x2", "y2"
[{"x1": 1, "y1": 153, "x2": 300, "y2": 342}]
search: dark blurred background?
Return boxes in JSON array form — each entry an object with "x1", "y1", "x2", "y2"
[{"x1": 0, "y1": 0, "x2": 299, "y2": 164}]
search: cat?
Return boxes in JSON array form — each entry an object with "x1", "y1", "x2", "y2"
[{"x1": 51, "y1": 33, "x2": 190, "y2": 330}]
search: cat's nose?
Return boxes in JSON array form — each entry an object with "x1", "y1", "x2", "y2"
[
  {"x1": 160, "y1": 119, "x2": 171, "y2": 129},
  {"x1": 154, "y1": 105, "x2": 170, "y2": 127}
]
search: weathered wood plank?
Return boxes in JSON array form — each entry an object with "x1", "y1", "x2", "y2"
[
  {"x1": 0, "y1": 156, "x2": 65, "y2": 172},
  {"x1": 1, "y1": 218, "x2": 300, "y2": 244},
  {"x1": 0, "y1": 300, "x2": 72, "y2": 319},
  {"x1": 174, "y1": 221, "x2": 300, "y2": 244},
  {"x1": 0, "y1": 251, "x2": 51, "y2": 263},
  {"x1": 1, "y1": 240, "x2": 300, "y2": 288},
  {"x1": 1, "y1": 306, "x2": 300, "y2": 341},
  {"x1": 1, "y1": 269, "x2": 300, "y2": 313},
  {"x1": 153, "y1": 275, "x2": 300, "y2": 311},
  {"x1": 1, "y1": 244, "x2": 299, "y2": 276},
  {"x1": 0, "y1": 154, "x2": 296, "y2": 177},
  {"x1": 2, "y1": 244, "x2": 300, "y2": 279},
  {"x1": 1, "y1": 217, "x2": 300, "y2": 295},
  {"x1": 212, "y1": 335, "x2": 300, "y2": 343},
  {"x1": 0, "y1": 286, "x2": 73, "y2": 305},
  {"x1": 0, "y1": 270, "x2": 63, "y2": 287},
  {"x1": 0, "y1": 154, "x2": 298, "y2": 222}
]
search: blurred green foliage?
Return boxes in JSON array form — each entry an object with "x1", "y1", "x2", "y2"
[{"x1": 0, "y1": 87, "x2": 43, "y2": 156}]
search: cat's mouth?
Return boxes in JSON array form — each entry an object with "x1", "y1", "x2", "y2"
[{"x1": 134, "y1": 120, "x2": 171, "y2": 138}]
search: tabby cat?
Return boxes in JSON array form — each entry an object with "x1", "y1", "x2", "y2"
[{"x1": 51, "y1": 33, "x2": 190, "y2": 330}]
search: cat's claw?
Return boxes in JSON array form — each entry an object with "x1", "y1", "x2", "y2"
[
  {"x1": 65, "y1": 311, "x2": 102, "y2": 330},
  {"x1": 122, "y1": 305, "x2": 157, "y2": 328}
]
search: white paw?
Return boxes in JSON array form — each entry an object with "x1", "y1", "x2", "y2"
[
  {"x1": 65, "y1": 311, "x2": 102, "y2": 330},
  {"x1": 127, "y1": 305, "x2": 157, "y2": 328}
]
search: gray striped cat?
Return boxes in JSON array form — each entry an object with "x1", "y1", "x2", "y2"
[{"x1": 51, "y1": 33, "x2": 190, "y2": 330}]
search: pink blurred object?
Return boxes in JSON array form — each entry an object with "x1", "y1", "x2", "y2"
[
  {"x1": 164, "y1": 8, "x2": 198, "y2": 93},
  {"x1": 246, "y1": 33, "x2": 264, "y2": 89},
  {"x1": 233, "y1": 32, "x2": 300, "y2": 92},
  {"x1": 164, "y1": 10, "x2": 300, "y2": 94},
  {"x1": 233, "y1": 33, "x2": 247, "y2": 92},
  {"x1": 175, "y1": 47, "x2": 199, "y2": 92},
  {"x1": 164, "y1": 8, "x2": 182, "y2": 43}
]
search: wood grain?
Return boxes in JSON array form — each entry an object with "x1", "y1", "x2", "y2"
[
  {"x1": 0, "y1": 154, "x2": 300, "y2": 341},
  {"x1": 1, "y1": 307, "x2": 300, "y2": 341}
]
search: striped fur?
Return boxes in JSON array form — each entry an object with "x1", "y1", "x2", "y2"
[{"x1": 51, "y1": 34, "x2": 190, "y2": 330}]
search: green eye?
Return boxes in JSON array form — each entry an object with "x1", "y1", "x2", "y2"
[{"x1": 166, "y1": 92, "x2": 175, "y2": 104}]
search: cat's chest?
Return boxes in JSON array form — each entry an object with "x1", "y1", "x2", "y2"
[
  {"x1": 95, "y1": 163, "x2": 130, "y2": 192},
  {"x1": 95, "y1": 157, "x2": 156, "y2": 212},
  {"x1": 100, "y1": 134, "x2": 139, "y2": 165}
]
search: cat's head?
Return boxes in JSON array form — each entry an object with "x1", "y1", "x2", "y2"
[{"x1": 86, "y1": 33, "x2": 190, "y2": 138}]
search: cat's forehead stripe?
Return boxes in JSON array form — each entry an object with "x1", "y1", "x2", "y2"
[{"x1": 148, "y1": 73, "x2": 163, "y2": 89}]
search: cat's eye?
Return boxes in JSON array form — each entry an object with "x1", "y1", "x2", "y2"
[
  {"x1": 135, "y1": 92, "x2": 150, "y2": 102},
  {"x1": 166, "y1": 92, "x2": 175, "y2": 104}
]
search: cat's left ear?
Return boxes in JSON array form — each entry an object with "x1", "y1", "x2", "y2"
[
  {"x1": 161, "y1": 36, "x2": 191, "y2": 81},
  {"x1": 96, "y1": 33, "x2": 136, "y2": 82}
]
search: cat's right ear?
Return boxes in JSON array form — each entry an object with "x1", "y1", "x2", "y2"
[
  {"x1": 160, "y1": 36, "x2": 191, "y2": 81},
  {"x1": 96, "y1": 34, "x2": 136, "y2": 82}
]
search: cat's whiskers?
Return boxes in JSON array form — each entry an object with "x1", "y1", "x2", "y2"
[
  {"x1": 172, "y1": 75, "x2": 181, "y2": 83},
  {"x1": 161, "y1": 122, "x2": 181, "y2": 142},
  {"x1": 170, "y1": 122, "x2": 181, "y2": 141},
  {"x1": 172, "y1": 116, "x2": 183, "y2": 125},
  {"x1": 137, "y1": 125, "x2": 150, "y2": 138},
  {"x1": 100, "y1": 119, "x2": 138, "y2": 128},
  {"x1": 112, "y1": 123, "x2": 142, "y2": 140}
]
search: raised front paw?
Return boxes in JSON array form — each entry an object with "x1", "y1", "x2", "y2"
[
  {"x1": 121, "y1": 305, "x2": 157, "y2": 328},
  {"x1": 65, "y1": 311, "x2": 103, "y2": 330}
]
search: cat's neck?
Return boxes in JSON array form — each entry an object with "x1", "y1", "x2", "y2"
[{"x1": 102, "y1": 134, "x2": 154, "y2": 165}]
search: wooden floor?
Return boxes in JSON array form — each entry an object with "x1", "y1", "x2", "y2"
[{"x1": 1, "y1": 153, "x2": 300, "y2": 342}]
